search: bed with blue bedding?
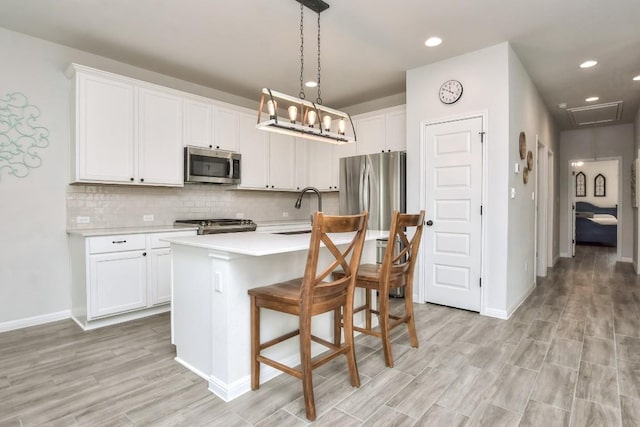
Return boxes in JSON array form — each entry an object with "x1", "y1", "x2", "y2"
[{"x1": 575, "y1": 201, "x2": 617, "y2": 246}]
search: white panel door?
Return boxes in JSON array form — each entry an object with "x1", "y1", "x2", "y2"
[
  {"x1": 424, "y1": 116, "x2": 483, "y2": 312},
  {"x1": 137, "y1": 87, "x2": 183, "y2": 186}
]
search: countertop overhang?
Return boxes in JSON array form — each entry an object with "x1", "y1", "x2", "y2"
[{"x1": 164, "y1": 230, "x2": 388, "y2": 256}]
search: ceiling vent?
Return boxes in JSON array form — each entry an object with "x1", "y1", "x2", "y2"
[{"x1": 567, "y1": 101, "x2": 623, "y2": 127}]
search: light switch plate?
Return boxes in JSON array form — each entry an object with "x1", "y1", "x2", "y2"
[
  {"x1": 511, "y1": 188, "x2": 516, "y2": 199},
  {"x1": 514, "y1": 163, "x2": 520, "y2": 173},
  {"x1": 143, "y1": 214, "x2": 154, "y2": 222},
  {"x1": 77, "y1": 216, "x2": 90, "y2": 224}
]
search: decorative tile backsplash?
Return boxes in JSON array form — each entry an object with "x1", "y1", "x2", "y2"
[{"x1": 66, "y1": 184, "x2": 338, "y2": 229}]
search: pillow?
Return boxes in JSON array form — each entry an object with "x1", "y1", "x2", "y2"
[{"x1": 576, "y1": 211, "x2": 594, "y2": 218}]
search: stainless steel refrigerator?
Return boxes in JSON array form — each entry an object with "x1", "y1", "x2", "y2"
[{"x1": 339, "y1": 151, "x2": 406, "y2": 229}]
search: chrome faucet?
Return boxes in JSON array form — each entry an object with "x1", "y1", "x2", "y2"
[{"x1": 294, "y1": 186, "x2": 322, "y2": 213}]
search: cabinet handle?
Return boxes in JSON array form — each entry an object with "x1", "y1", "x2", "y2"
[
  {"x1": 112, "y1": 240, "x2": 127, "y2": 244},
  {"x1": 140, "y1": 178, "x2": 144, "y2": 182},
  {"x1": 271, "y1": 185, "x2": 274, "y2": 188},
  {"x1": 216, "y1": 145, "x2": 220, "y2": 149},
  {"x1": 142, "y1": 252, "x2": 147, "y2": 256},
  {"x1": 265, "y1": 185, "x2": 269, "y2": 188},
  {"x1": 209, "y1": 145, "x2": 213, "y2": 148},
  {"x1": 130, "y1": 177, "x2": 134, "y2": 181}
]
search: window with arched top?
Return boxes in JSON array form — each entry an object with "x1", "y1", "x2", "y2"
[
  {"x1": 575, "y1": 171, "x2": 586, "y2": 197},
  {"x1": 594, "y1": 173, "x2": 606, "y2": 197}
]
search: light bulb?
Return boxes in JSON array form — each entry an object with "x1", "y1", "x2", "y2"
[
  {"x1": 288, "y1": 105, "x2": 298, "y2": 123},
  {"x1": 322, "y1": 115, "x2": 332, "y2": 132},
  {"x1": 267, "y1": 100, "x2": 277, "y2": 119},
  {"x1": 307, "y1": 110, "x2": 317, "y2": 127},
  {"x1": 338, "y1": 118, "x2": 346, "y2": 135}
]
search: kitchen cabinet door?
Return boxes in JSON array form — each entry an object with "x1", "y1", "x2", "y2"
[
  {"x1": 137, "y1": 87, "x2": 184, "y2": 186},
  {"x1": 385, "y1": 108, "x2": 406, "y2": 152},
  {"x1": 269, "y1": 133, "x2": 296, "y2": 190},
  {"x1": 75, "y1": 72, "x2": 136, "y2": 183},
  {"x1": 294, "y1": 138, "x2": 309, "y2": 190},
  {"x1": 306, "y1": 142, "x2": 334, "y2": 191},
  {"x1": 149, "y1": 247, "x2": 171, "y2": 306},
  {"x1": 213, "y1": 105, "x2": 240, "y2": 152},
  {"x1": 355, "y1": 114, "x2": 386, "y2": 155},
  {"x1": 184, "y1": 98, "x2": 214, "y2": 148},
  {"x1": 89, "y1": 250, "x2": 147, "y2": 319},
  {"x1": 237, "y1": 112, "x2": 269, "y2": 189}
]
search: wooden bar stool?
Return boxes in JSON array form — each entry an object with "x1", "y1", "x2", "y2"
[
  {"x1": 247, "y1": 211, "x2": 368, "y2": 421},
  {"x1": 333, "y1": 210, "x2": 425, "y2": 367}
]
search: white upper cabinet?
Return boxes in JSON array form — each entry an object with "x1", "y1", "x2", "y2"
[
  {"x1": 137, "y1": 87, "x2": 183, "y2": 186},
  {"x1": 184, "y1": 97, "x2": 214, "y2": 148},
  {"x1": 269, "y1": 133, "x2": 296, "y2": 190},
  {"x1": 385, "y1": 108, "x2": 407, "y2": 152},
  {"x1": 353, "y1": 105, "x2": 406, "y2": 155},
  {"x1": 74, "y1": 71, "x2": 136, "y2": 183},
  {"x1": 213, "y1": 105, "x2": 240, "y2": 152},
  {"x1": 69, "y1": 64, "x2": 184, "y2": 187},
  {"x1": 306, "y1": 142, "x2": 335, "y2": 191},
  {"x1": 355, "y1": 115, "x2": 386, "y2": 154},
  {"x1": 237, "y1": 112, "x2": 269, "y2": 189}
]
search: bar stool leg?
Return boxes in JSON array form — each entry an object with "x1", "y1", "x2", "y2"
[
  {"x1": 250, "y1": 296, "x2": 260, "y2": 390},
  {"x1": 299, "y1": 312, "x2": 316, "y2": 421},
  {"x1": 405, "y1": 288, "x2": 419, "y2": 348},
  {"x1": 378, "y1": 293, "x2": 394, "y2": 367}
]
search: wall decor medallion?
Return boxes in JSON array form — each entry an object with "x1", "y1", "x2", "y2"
[
  {"x1": 0, "y1": 92, "x2": 50, "y2": 180},
  {"x1": 523, "y1": 166, "x2": 529, "y2": 184},
  {"x1": 526, "y1": 150, "x2": 533, "y2": 171},
  {"x1": 575, "y1": 171, "x2": 586, "y2": 197},
  {"x1": 519, "y1": 132, "x2": 526, "y2": 160},
  {"x1": 594, "y1": 173, "x2": 606, "y2": 197}
]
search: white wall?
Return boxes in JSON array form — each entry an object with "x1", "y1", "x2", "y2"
[
  {"x1": 407, "y1": 42, "x2": 558, "y2": 318},
  {"x1": 633, "y1": 108, "x2": 640, "y2": 271},
  {"x1": 0, "y1": 27, "x2": 338, "y2": 327},
  {"x1": 506, "y1": 46, "x2": 558, "y2": 312},
  {"x1": 573, "y1": 160, "x2": 619, "y2": 207},
  {"x1": 558, "y1": 124, "x2": 634, "y2": 260}
]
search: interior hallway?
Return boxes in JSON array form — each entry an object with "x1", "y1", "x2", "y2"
[{"x1": 1, "y1": 244, "x2": 639, "y2": 426}]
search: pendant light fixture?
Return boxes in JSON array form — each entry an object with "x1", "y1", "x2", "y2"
[{"x1": 256, "y1": 0, "x2": 356, "y2": 144}]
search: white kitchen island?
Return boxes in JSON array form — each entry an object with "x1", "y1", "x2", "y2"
[{"x1": 164, "y1": 229, "x2": 385, "y2": 402}]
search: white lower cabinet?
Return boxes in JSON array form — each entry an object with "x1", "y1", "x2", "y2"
[{"x1": 70, "y1": 229, "x2": 196, "y2": 330}]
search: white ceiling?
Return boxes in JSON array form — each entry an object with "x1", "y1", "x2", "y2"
[{"x1": 1, "y1": 0, "x2": 639, "y2": 130}]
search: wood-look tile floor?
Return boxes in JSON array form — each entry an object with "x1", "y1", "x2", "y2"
[{"x1": 2, "y1": 244, "x2": 640, "y2": 426}]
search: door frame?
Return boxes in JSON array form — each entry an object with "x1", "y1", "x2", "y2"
[
  {"x1": 535, "y1": 137, "x2": 549, "y2": 278},
  {"x1": 417, "y1": 111, "x2": 487, "y2": 314},
  {"x1": 547, "y1": 149, "x2": 555, "y2": 267},
  {"x1": 566, "y1": 156, "x2": 622, "y2": 260}
]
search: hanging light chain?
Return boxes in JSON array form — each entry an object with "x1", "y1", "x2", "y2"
[
  {"x1": 316, "y1": 11, "x2": 322, "y2": 105},
  {"x1": 298, "y1": 2, "x2": 305, "y2": 99}
]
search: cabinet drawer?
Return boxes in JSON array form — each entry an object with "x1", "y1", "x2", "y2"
[
  {"x1": 149, "y1": 230, "x2": 197, "y2": 248},
  {"x1": 89, "y1": 234, "x2": 146, "y2": 254}
]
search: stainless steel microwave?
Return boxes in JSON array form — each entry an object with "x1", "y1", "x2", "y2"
[{"x1": 184, "y1": 146, "x2": 241, "y2": 184}]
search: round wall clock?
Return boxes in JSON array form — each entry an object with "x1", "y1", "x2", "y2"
[
  {"x1": 439, "y1": 80, "x2": 463, "y2": 104},
  {"x1": 519, "y1": 132, "x2": 526, "y2": 160}
]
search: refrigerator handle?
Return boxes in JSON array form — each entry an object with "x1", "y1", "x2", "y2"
[{"x1": 363, "y1": 160, "x2": 370, "y2": 212}]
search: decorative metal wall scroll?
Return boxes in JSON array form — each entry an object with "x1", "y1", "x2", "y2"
[{"x1": 0, "y1": 92, "x2": 50, "y2": 180}]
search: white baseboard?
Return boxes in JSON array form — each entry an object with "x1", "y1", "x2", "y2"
[
  {"x1": 560, "y1": 252, "x2": 572, "y2": 258},
  {"x1": 634, "y1": 260, "x2": 638, "y2": 275},
  {"x1": 619, "y1": 256, "x2": 633, "y2": 263},
  {"x1": 551, "y1": 254, "x2": 560, "y2": 266},
  {"x1": 482, "y1": 307, "x2": 509, "y2": 320},
  {"x1": 0, "y1": 310, "x2": 71, "y2": 333}
]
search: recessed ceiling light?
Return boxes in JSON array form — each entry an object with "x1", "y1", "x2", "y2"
[
  {"x1": 585, "y1": 96, "x2": 599, "y2": 102},
  {"x1": 424, "y1": 37, "x2": 442, "y2": 47},
  {"x1": 634, "y1": 75, "x2": 640, "y2": 81},
  {"x1": 580, "y1": 60, "x2": 598, "y2": 68},
  {"x1": 305, "y1": 81, "x2": 317, "y2": 88}
]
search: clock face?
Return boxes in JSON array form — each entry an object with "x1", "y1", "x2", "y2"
[{"x1": 439, "y1": 80, "x2": 463, "y2": 104}]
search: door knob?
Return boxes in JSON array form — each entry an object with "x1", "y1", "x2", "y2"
[{"x1": 426, "y1": 220, "x2": 434, "y2": 226}]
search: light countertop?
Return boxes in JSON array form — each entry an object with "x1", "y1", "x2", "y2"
[
  {"x1": 164, "y1": 230, "x2": 388, "y2": 256},
  {"x1": 67, "y1": 224, "x2": 198, "y2": 237}
]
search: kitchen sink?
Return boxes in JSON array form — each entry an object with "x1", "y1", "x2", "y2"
[{"x1": 274, "y1": 230, "x2": 312, "y2": 235}]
